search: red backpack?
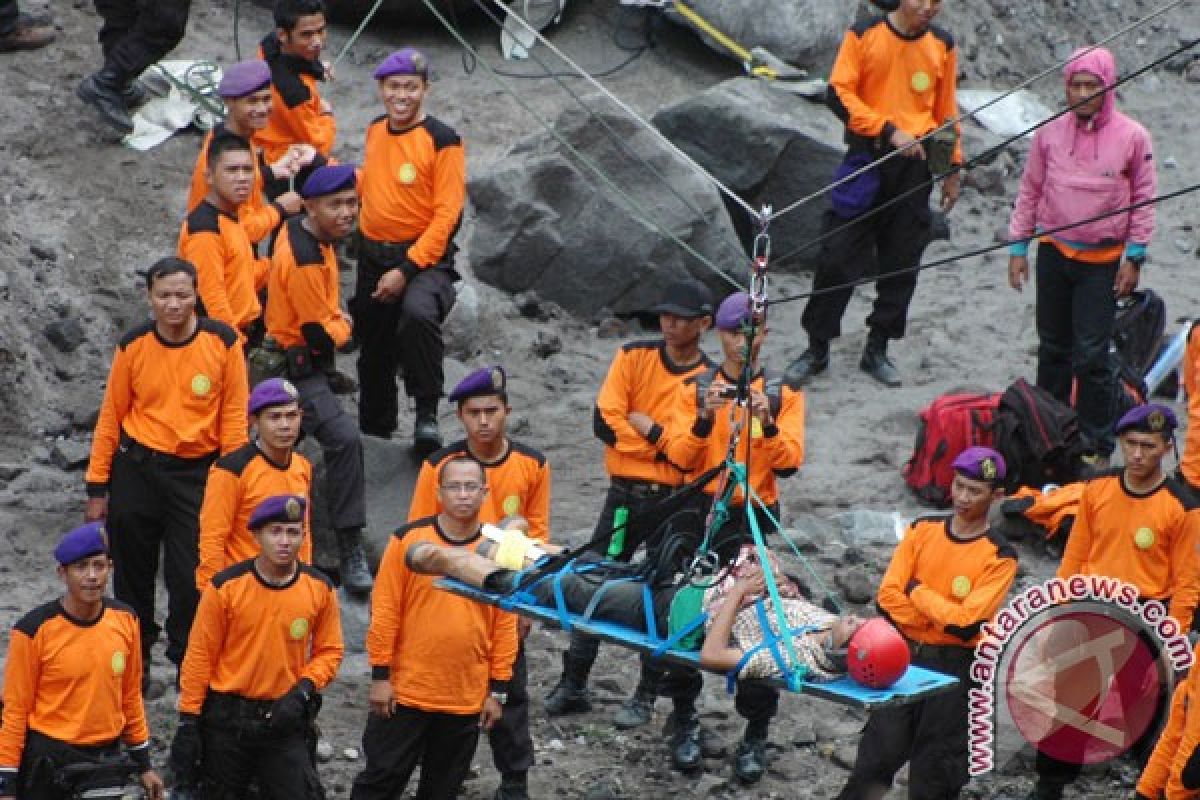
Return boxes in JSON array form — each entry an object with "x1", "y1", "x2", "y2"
[{"x1": 903, "y1": 392, "x2": 1001, "y2": 507}]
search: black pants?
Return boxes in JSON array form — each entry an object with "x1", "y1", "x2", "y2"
[
  {"x1": 351, "y1": 241, "x2": 458, "y2": 435},
  {"x1": 17, "y1": 730, "x2": 122, "y2": 800},
  {"x1": 294, "y1": 372, "x2": 366, "y2": 531},
  {"x1": 107, "y1": 440, "x2": 213, "y2": 665},
  {"x1": 489, "y1": 643, "x2": 533, "y2": 778},
  {"x1": 1034, "y1": 242, "x2": 1120, "y2": 456},
  {"x1": 351, "y1": 705, "x2": 481, "y2": 799},
  {"x1": 836, "y1": 644, "x2": 974, "y2": 800},
  {"x1": 801, "y1": 154, "x2": 934, "y2": 344},
  {"x1": 200, "y1": 694, "x2": 322, "y2": 799},
  {"x1": 0, "y1": 0, "x2": 17, "y2": 37},
  {"x1": 91, "y1": 0, "x2": 190, "y2": 79}
]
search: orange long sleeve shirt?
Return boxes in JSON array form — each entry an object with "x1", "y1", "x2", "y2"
[
  {"x1": 828, "y1": 16, "x2": 963, "y2": 163},
  {"x1": 1139, "y1": 673, "x2": 1200, "y2": 799},
  {"x1": 877, "y1": 517, "x2": 1018, "y2": 647},
  {"x1": 196, "y1": 442, "x2": 313, "y2": 590},
  {"x1": 661, "y1": 367, "x2": 805, "y2": 507},
  {"x1": 86, "y1": 319, "x2": 249, "y2": 495},
  {"x1": 257, "y1": 35, "x2": 336, "y2": 164},
  {"x1": 1057, "y1": 472, "x2": 1200, "y2": 629},
  {"x1": 265, "y1": 216, "x2": 352, "y2": 350},
  {"x1": 593, "y1": 340, "x2": 714, "y2": 486},
  {"x1": 179, "y1": 561, "x2": 343, "y2": 714},
  {"x1": 358, "y1": 115, "x2": 466, "y2": 267},
  {"x1": 367, "y1": 518, "x2": 518, "y2": 715},
  {"x1": 186, "y1": 124, "x2": 283, "y2": 245},
  {"x1": 0, "y1": 600, "x2": 149, "y2": 772},
  {"x1": 178, "y1": 201, "x2": 269, "y2": 335},
  {"x1": 1181, "y1": 325, "x2": 1200, "y2": 489},
  {"x1": 408, "y1": 440, "x2": 552, "y2": 543}
]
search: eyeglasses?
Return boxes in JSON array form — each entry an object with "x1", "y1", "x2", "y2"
[{"x1": 439, "y1": 482, "x2": 484, "y2": 495}]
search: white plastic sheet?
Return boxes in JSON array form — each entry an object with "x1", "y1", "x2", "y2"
[
  {"x1": 124, "y1": 60, "x2": 224, "y2": 151},
  {"x1": 957, "y1": 88, "x2": 1055, "y2": 139}
]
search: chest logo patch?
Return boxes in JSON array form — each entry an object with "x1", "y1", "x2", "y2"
[
  {"x1": 751, "y1": 418, "x2": 763, "y2": 439},
  {"x1": 911, "y1": 71, "x2": 932, "y2": 92},
  {"x1": 111, "y1": 651, "x2": 126, "y2": 676},
  {"x1": 290, "y1": 618, "x2": 310, "y2": 640},
  {"x1": 951, "y1": 576, "x2": 972, "y2": 599},
  {"x1": 1134, "y1": 527, "x2": 1155, "y2": 550},
  {"x1": 502, "y1": 495, "x2": 521, "y2": 516},
  {"x1": 191, "y1": 373, "x2": 212, "y2": 397},
  {"x1": 398, "y1": 163, "x2": 417, "y2": 184}
]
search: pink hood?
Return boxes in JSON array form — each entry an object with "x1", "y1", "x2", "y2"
[{"x1": 1064, "y1": 46, "x2": 1117, "y2": 130}]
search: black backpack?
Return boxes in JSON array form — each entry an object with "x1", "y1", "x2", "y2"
[
  {"x1": 1114, "y1": 289, "x2": 1167, "y2": 377},
  {"x1": 991, "y1": 379, "x2": 1090, "y2": 491}
]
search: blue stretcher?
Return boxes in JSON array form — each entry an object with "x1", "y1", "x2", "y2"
[{"x1": 436, "y1": 577, "x2": 960, "y2": 710}]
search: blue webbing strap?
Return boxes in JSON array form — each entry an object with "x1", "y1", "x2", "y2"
[
  {"x1": 744, "y1": 499, "x2": 806, "y2": 692},
  {"x1": 654, "y1": 608, "x2": 708, "y2": 658},
  {"x1": 550, "y1": 558, "x2": 581, "y2": 631},
  {"x1": 745, "y1": 484, "x2": 844, "y2": 615},
  {"x1": 580, "y1": 574, "x2": 640, "y2": 623},
  {"x1": 725, "y1": 601, "x2": 815, "y2": 693}
]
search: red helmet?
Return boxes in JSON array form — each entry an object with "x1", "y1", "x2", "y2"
[{"x1": 847, "y1": 618, "x2": 910, "y2": 689}]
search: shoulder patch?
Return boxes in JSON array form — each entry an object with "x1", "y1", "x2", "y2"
[
  {"x1": 103, "y1": 597, "x2": 139, "y2": 619},
  {"x1": 619, "y1": 339, "x2": 662, "y2": 354},
  {"x1": 394, "y1": 517, "x2": 437, "y2": 542},
  {"x1": 117, "y1": 319, "x2": 157, "y2": 350},
  {"x1": 422, "y1": 116, "x2": 462, "y2": 150},
  {"x1": 927, "y1": 23, "x2": 955, "y2": 49},
  {"x1": 425, "y1": 440, "x2": 469, "y2": 468},
  {"x1": 14, "y1": 601, "x2": 64, "y2": 638},
  {"x1": 510, "y1": 441, "x2": 547, "y2": 467},
  {"x1": 185, "y1": 202, "x2": 222, "y2": 236},
  {"x1": 985, "y1": 529, "x2": 1019, "y2": 561},
  {"x1": 1164, "y1": 476, "x2": 1200, "y2": 510},
  {"x1": 212, "y1": 560, "x2": 256, "y2": 589},
  {"x1": 214, "y1": 443, "x2": 260, "y2": 477},
  {"x1": 369, "y1": 113, "x2": 388, "y2": 128},
  {"x1": 299, "y1": 563, "x2": 336, "y2": 589},
  {"x1": 850, "y1": 15, "x2": 888, "y2": 37},
  {"x1": 286, "y1": 216, "x2": 325, "y2": 268},
  {"x1": 197, "y1": 317, "x2": 240, "y2": 348}
]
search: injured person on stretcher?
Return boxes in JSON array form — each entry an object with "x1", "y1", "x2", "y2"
[{"x1": 405, "y1": 521, "x2": 893, "y2": 685}]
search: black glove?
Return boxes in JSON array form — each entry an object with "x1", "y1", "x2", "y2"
[
  {"x1": 269, "y1": 679, "x2": 316, "y2": 732},
  {"x1": 169, "y1": 714, "x2": 203, "y2": 784},
  {"x1": 905, "y1": 579, "x2": 920, "y2": 596},
  {"x1": 300, "y1": 323, "x2": 336, "y2": 368},
  {"x1": 1183, "y1": 744, "x2": 1200, "y2": 790}
]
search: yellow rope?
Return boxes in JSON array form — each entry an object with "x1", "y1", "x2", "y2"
[{"x1": 670, "y1": 1, "x2": 779, "y2": 80}]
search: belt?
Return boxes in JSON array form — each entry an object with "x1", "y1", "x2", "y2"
[
  {"x1": 118, "y1": 433, "x2": 217, "y2": 469},
  {"x1": 611, "y1": 477, "x2": 678, "y2": 499}
]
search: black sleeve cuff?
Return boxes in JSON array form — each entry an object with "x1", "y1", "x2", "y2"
[
  {"x1": 371, "y1": 665, "x2": 391, "y2": 680},
  {"x1": 271, "y1": 200, "x2": 287, "y2": 218},
  {"x1": 762, "y1": 423, "x2": 779, "y2": 438},
  {"x1": 0, "y1": 770, "x2": 16, "y2": 794},
  {"x1": 489, "y1": 679, "x2": 511, "y2": 694},
  {"x1": 645, "y1": 423, "x2": 663, "y2": 444},
  {"x1": 882, "y1": 121, "x2": 897, "y2": 145},
  {"x1": 127, "y1": 743, "x2": 151, "y2": 772},
  {"x1": 691, "y1": 418, "x2": 714, "y2": 437},
  {"x1": 297, "y1": 677, "x2": 316, "y2": 695},
  {"x1": 399, "y1": 259, "x2": 420, "y2": 281},
  {"x1": 86, "y1": 482, "x2": 108, "y2": 498}
]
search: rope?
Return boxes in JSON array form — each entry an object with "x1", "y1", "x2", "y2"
[
  {"x1": 417, "y1": 0, "x2": 746, "y2": 290},
  {"x1": 768, "y1": 0, "x2": 1193, "y2": 224},
  {"x1": 330, "y1": 0, "x2": 389, "y2": 72}
]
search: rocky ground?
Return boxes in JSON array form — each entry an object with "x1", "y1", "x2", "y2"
[{"x1": 1, "y1": 0, "x2": 1199, "y2": 797}]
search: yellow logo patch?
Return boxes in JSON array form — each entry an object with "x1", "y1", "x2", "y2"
[
  {"x1": 980, "y1": 458, "x2": 997, "y2": 481},
  {"x1": 191, "y1": 373, "x2": 212, "y2": 397},
  {"x1": 1134, "y1": 527, "x2": 1156, "y2": 550},
  {"x1": 398, "y1": 163, "x2": 417, "y2": 184},
  {"x1": 289, "y1": 618, "x2": 310, "y2": 640},
  {"x1": 911, "y1": 71, "x2": 932, "y2": 92},
  {"x1": 951, "y1": 576, "x2": 972, "y2": 599},
  {"x1": 502, "y1": 495, "x2": 521, "y2": 516},
  {"x1": 111, "y1": 651, "x2": 126, "y2": 676},
  {"x1": 751, "y1": 418, "x2": 763, "y2": 439}
]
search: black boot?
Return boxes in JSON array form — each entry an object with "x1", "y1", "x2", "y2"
[
  {"x1": 413, "y1": 398, "x2": 442, "y2": 457},
  {"x1": 613, "y1": 681, "x2": 657, "y2": 730},
  {"x1": 336, "y1": 527, "x2": 374, "y2": 595},
  {"x1": 783, "y1": 340, "x2": 829, "y2": 386},
  {"x1": 1026, "y1": 782, "x2": 1066, "y2": 800},
  {"x1": 123, "y1": 79, "x2": 150, "y2": 109},
  {"x1": 77, "y1": 63, "x2": 134, "y2": 134},
  {"x1": 733, "y1": 721, "x2": 768, "y2": 785},
  {"x1": 859, "y1": 332, "x2": 902, "y2": 388},
  {"x1": 544, "y1": 652, "x2": 591, "y2": 715},
  {"x1": 494, "y1": 772, "x2": 529, "y2": 800},
  {"x1": 668, "y1": 709, "x2": 703, "y2": 772}
]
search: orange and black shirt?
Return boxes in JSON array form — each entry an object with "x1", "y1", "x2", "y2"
[
  {"x1": 186, "y1": 123, "x2": 284, "y2": 245},
  {"x1": 196, "y1": 442, "x2": 313, "y2": 590},
  {"x1": 409, "y1": 439, "x2": 552, "y2": 543},
  {"x1": 0, "y1": 599, "x2": 149, "y2": 773},
  {"x1": 828, "y1": 16, "x2": 962, "y2": 163},
  {"x1": 358, "y1": 115, "x2": 466, "y2": 268},
  {"x1": 257, "y1": 33, "x2": 337, "y2": 164},
  {"x1": 593, "y1": 340, "x2": 714, "y2": 487},
  {"x1": 265, "y1": 216, "x2": 352, "y2": 351},
  {"x1": 178, "y1": 201, "x2": 270, "y2": 335},
  {"x1": 366, "y1": 517, "x2": 517, "y2": 715},
  {"x1": 1057, "y1": 471, "x2": 1200, "y2": 629},
  {"x1": 662, "y1": 366, "x2": 805, "y2": 507},
  {"x1": 1181, "y1": 324, "x2": 1200, "y2": 489},
  {"x1": 1138, "y1": 671, "x2": 1198, "y2": 799},
  {"x1": 877, "y1": 517, "x2": 1018, "y2": 647},
  {"x1": 86, "y1": 319, "x2": 249, "y2": 496},
  {"x1": 179, "y1": 560, "x2": 343, "y2": 714}
]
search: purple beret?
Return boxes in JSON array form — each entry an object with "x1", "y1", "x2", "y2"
[
  {"x1": 248, "y1": 494, "x2": 307, "y2": 531},
  {"x1": 449, "y1": 366, "x2": 506, "y2": 403},
  {"x1": 715, "y1": 292, "x2": 758, "y2": 332},
  {"x1": 952, "y1": 446, "x2": 1006, "y2": 484},
  {"x1": 373, "y1": 47, "x2": 429, "y2": 80},
  {"x1": 249, "y1": 378, "x2": 300, "y2": 416},
  {"x1": 1115, "y1": 403, "x2": 1178, "y2": 436},
  {"x1": 219, "y1": 59, "x2": 272, "y2": 99},
  {"x1": 55, "y1": 522, "x2": 108, "y2": 566},
  {"x1": 647, "y1": 280, "x2": 714, "y2": 318},
  {"x1": 301, "y1": 164, "x2": 357, "y2": 199}
]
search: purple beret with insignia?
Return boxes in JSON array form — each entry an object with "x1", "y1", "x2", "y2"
[{"x1": 248, "y1": 494, "x2": 307, "y2": 531}]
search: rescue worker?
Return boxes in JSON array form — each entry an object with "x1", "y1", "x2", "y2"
[
  {"x1": 353, "y1": 47, "x2": 465, "y2": 454},
  {"x1": 170, "y1": 494, "x2": 343, "y2": 798},
  {"x1": 544, "y1": 279, "x2": 715, "y2": 728},
  {"x1": 0, "y1": 1, "x2": 54, "y2": 51},
  {"x1": 351, "y1": 457, "x2": 517, "y2": 799},
  {"x1": 76, "y1": 0, "x2": 190, "y2": 134},
  {"x1": 408, "y1": 365, "x2": 551, "y2": 800},
  {"x1": 84, "y1": 256, "x2": 248, "y2": 677},
  {"x1": 1137, "y1": 668, "x2": 1200, "y2": 800},
  {"x1": 836, "y1": 447, "x2": 1018, "y2": 800},
  {"x1": 785, "y1": 0, "x2": 963, "y2": 388},
  {"x1": 265, "y1": 163, "x2": 373, "y2": 593},
  {"x1": 196, "y1": 377, "x2": 312, "y2": 591},
  {"x1": 185, "y1": 59, "x2": 312, "y2": 246},
  {"x1": 1008, "y1": 46, "x2": 1157, "y2": 467},
  {"x1": 1181, "y1": 324, "x2": 1200, "y2": 493},
  {"x1": 0, "y1": 523, "x2": 165, "y2": 800},
  {"x1": 1033, "y1": 403, "x2": 1200, "y2": 800},
  {"x1": 178, "y1": 130, "x2": 270, "y2": 341},
  {"x1": 258, "y1": 0, "x2": 336, "y2": 168},
  {"x1": 657, "y1": 291, "x2": 805, "y2": 783}
]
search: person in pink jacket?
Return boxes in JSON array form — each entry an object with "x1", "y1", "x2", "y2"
[{"x1": 1007, "y1": 45, "x2": 1156, "y2": 469}]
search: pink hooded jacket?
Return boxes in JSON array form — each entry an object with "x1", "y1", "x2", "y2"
[{"x1": 1008, "y1": 47, "x2": 1156, "y2": 259}]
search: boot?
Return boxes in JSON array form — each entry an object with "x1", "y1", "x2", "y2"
[
  {"x1": 413, "y1": 398, "x2": 442, "y2": 457},
  {"x1": 0, "y1": 22, "x2": 55, "y2": 52},
  {"x1": 336, "y1": 527, "x2": 374, "y2": 595},
  {"x1": 613, "y1": 682, "x2": 657, "y2": 730},
  {"x1": 77, "y1": 63, "x2": 135, "y2": 134},
  {"x1": 733, "y1": 730, "x2": 768, "y2": 785},
  {"x1": 783, "y1": 341, "x2": 829, "y2": 386},
  {"x1": 859, "y1": 333, "x2": 902, "y2": 388},
  {"x1": 123, "y1": 79, "x2": 150, "y2": 109},
  {"x1": 1026, "y1": 782, "x2": 1065, "y2": 800},
  {"x1": 544, "y1": 652, "x2": 592, "y2": 715},
  {"x1": 668, "y1": 710, "x2": 703, "y2": 772},
  {"x1": 493, "y1": 773, "x2": 529, "y2": 800}
]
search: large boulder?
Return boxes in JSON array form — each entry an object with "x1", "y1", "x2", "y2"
[
  {"x1": 666, "y1": 0, "x2": 854, "y2": 69},
  {"x1": 653, "y1": 78, "x2": 846, "y2": 272},
  {"x1": 469, "y1": 104, "x2": 747, "y2": 317}
]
